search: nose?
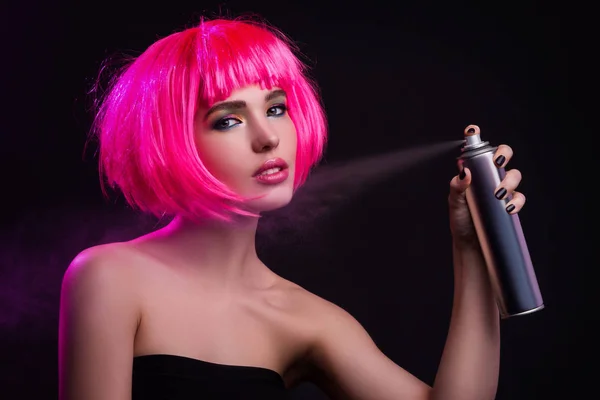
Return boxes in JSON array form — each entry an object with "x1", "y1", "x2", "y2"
[{"x1": 251, "y1": 123, "x2": 280, "y2": 153}]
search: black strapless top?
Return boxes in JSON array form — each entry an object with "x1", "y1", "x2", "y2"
[{"x1": 132, "y1": 354, "x2": 287, "y2": 399}]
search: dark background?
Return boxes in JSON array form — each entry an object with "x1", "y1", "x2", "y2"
[{"x1": 1, "y1": 0, "x2": 589, "y2": 399}]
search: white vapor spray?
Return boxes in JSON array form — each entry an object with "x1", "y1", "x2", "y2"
[{"x1": 258, "y1": 139, "x2": 465, "y2": 236}]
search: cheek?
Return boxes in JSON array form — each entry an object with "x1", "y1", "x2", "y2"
[
  {"x1": 281, "y1": 118, "x2": 298, "y2": 152},
  {"x1": 288, "y1": 125, "x2": 299, "y2": 173},
  {"x1": 195, "y1": 135, "x2": 250, "y2": 186}
]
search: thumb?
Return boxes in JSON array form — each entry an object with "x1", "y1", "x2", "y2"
[{"x1": 449, "y1": 166, "x2": 471, "y2": 203}]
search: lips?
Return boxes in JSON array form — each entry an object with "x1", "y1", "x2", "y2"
[{"x1": 253, "y1": 158, "x2": 289, "y2": 177}]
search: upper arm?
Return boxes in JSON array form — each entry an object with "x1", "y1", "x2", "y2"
[
  {"x1": 58, "y1": 246, "x2": 140, "y2": 400},
  {"x1": 307, "y1": 301, "x2": 431, "y2": 400}
]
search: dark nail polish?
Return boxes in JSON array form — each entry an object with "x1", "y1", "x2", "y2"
[
  {"x1": 459, "y1": 168, "x2": 466, "y2": 180},
  {"x1": 467, "y1": 128, "x2": 475, "y2": 133},
  {"x1": 506, "y1": 204, "x2": 515, "y2": 213},
  {"x1": 495, "y1": 187, "x2": 507, "y2": 199},
  {"x1": 495, "y1": 155, "x2": 506, "y2": 166}
]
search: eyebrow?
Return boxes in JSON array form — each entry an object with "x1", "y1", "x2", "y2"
[{"x1": 203, "y1": 89, "x2": 287, "y2": 121}]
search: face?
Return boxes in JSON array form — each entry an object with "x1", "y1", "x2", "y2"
[{"x1": 194, "y1": 85, "x2": 297, "y2": 213}]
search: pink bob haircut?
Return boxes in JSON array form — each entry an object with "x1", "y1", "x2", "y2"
[{"x1": 92, "y1": 17, "x2": 327, "y2": 222}]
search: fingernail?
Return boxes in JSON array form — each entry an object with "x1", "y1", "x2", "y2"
[
  {"x1": 495, "y1": 155, "x2": 506, "y2": 167},
  {"x1": 506, "y1": 204, "x2": 515, "y2": 213},
  {"x1": 459, "y1": 168, "x2": 466, "y2": 180},
  {"x1": 495, "y1": 187, "x2": 507, "y2": 199}
]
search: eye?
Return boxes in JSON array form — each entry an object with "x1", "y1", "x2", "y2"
[
  {"x1": 212, "y1": 117, "x2": 241, "y2": 131},
  {"x1": 267, "y1": 104, "x2": 287, "y2": 117}
]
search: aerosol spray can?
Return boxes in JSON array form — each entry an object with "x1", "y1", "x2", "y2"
[{"x1": 459, "y1": 124, "x2": 544, "y2": 318}]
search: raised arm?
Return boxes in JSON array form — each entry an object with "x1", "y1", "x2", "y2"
[
  {"x1": 58, "y1": 246, "x2": 140, "y2": 400},
  {"x1": 305, "y1": 240, "x2": 499, "y2": 400},
  {"x1": 429, "y1": 240, "x2": 499, "y2": 399},
  {"x1": 305, "y1": 145, "x2": 523, "y2": 400}
]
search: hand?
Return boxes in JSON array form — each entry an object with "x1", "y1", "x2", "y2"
[{"x1": 448, "y1": 143, "x2": 526, "y2": 246}]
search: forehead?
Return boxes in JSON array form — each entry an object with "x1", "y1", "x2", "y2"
[
  {"x1": 200, "y1": 84, "x2": 286, "y2": 109},
  {"x1": 224, "y1": 85, "x2": 284, "y2": 100},
  {"x1": 196, "y1": 85, "x2": 288, "y2": 120}
]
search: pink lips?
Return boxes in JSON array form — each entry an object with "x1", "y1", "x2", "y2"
[{"x1": 253, "y1": 158, "x2": 289, "y2": 185}]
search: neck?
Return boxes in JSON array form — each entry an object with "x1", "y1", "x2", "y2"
[{"x1": 139, "y1": 214, "x2": 271, "y2": 288}]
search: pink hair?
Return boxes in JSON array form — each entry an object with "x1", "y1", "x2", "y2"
[{"x1": 92, "y1": 17, "x2": 327, "y2": 222}]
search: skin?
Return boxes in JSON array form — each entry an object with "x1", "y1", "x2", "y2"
[{"x1": 59, "y1": 85, "x2": 527, "y2": 400}]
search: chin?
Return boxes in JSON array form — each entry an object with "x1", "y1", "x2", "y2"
[{"x1": 247, "y1": 185, "x2": 294, "y2": 213}]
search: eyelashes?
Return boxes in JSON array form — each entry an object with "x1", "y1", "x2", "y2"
[
  {"x1": 211, "y1": 104, "x2": 288, "y2": 131},
  {"x1": 266, "y1": 104, "x2": 287, "y2": 117},
  {"x1": 212, "y1": 117, "x2": 239, "y2": 131}
]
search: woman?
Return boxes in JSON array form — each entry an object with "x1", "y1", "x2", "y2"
[{"x1": 59, "y1": 17, "x2": 526, "y2": 400}]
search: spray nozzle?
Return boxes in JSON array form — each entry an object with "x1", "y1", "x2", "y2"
[
  {"x1": 464, "y1": 125, "x2": 480, "y2": 137},
  {"x1": 461, "y1": 124, "x2": 488, "y2": 151}
]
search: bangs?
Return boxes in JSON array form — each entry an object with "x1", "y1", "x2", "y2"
[{"x1": 196, "y1": 20, "x2": 302, "y2": 106}]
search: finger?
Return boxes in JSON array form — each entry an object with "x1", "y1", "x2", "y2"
[
  {"x1": 493, "y1": 144, "x2": 513, "y2": 168},
  {"x1": 505, "y1": 191, "x2": 526, "y2": 214},
  {"x1": 450, "y1": 166, "x2": 471, "y2": 195},
  {"x1": 494, "y1": 169, "x2": 522, "y2": 200}
]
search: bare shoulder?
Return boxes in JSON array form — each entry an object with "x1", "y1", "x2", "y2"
[
  {"x1": 279, "y1": 280, "x2": 360, "y2": 327},
  {"x1": 60, "y1": 241, "x2": 148, "y2": 345},
  {"x1": 66, "y1": 241, "x2": 140, "y2": 273},
  {"x1": 296, "y1": 287, "x2": 377, "y2": 356},
  {"x1": 272, "y1": 279, "x2": 371, "y2": 349},
  {"x1": 66, "y1": 242, "x2": 125, "y2": 269},
  {"x1": 62, "y1": 242, "x2": 142, "y2": 297},
  {"x1": 279, "y1": 283, "x2": 430, "y2": 399},
  {"x1": 271, "y1": 281, "x2": 380, "y2": 378},
  {"x1": 59, "y1": 243, "x2": 145, "y2": 399},
  {"x1": 60, "y1": 242, "x2": 143, "y2": 339}
]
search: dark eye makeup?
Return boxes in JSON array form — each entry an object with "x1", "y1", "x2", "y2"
[{"x1": 211, "y1": 103, "x2": 288, "y2": 131}]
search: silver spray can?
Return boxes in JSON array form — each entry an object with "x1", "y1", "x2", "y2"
[{"x1": 459, "y1": 124, "x2": 544, "y2": 319}]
